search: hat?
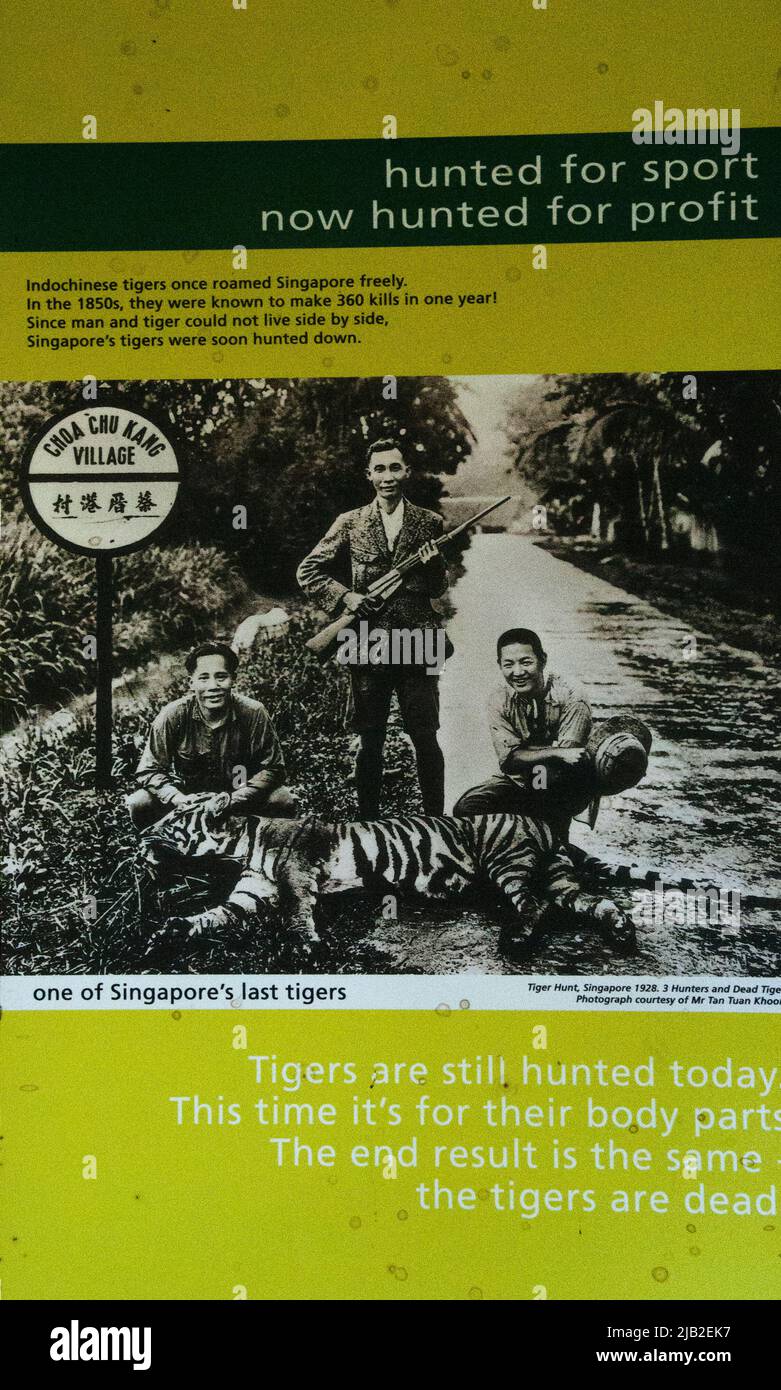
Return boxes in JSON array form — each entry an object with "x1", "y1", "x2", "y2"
[{"x1": 586, "y1": 715, "x2": 652, "y2": 795}]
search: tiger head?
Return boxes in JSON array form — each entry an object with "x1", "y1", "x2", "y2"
[{"x1": 141, "y1": 793, "x2": 236, "y2": 875}]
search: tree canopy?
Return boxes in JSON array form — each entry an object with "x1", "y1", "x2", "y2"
[{"x1": 506, "y1": 372, "x2": 780, "y2": 587}]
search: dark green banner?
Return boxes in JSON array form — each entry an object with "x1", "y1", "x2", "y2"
[{"x1": 1, "y1": 129, "x2": 777, "y2": 252}]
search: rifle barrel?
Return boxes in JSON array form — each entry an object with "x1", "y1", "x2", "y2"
[
  {"x1": 441, "y1": 494, "x2": 512, "y2": 543},
  {"x1": 395, "y1": 494, "x2": 512, "y2": 574},
  {"x1": 307, "y1": 494, "x2": 514, "y2": 658}
]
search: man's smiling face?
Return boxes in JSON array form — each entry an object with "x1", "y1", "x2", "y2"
[
  {"x1": 367, "y1": 447, "x2": 410, "y2": 504},
  {"x1": 499, "y1": 641, "x2": 546, "y2": 697},
  {"x1": 190, "y1": 653, "x2": 233, "y2": 716}
]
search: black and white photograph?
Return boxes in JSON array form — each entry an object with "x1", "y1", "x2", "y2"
[{"x1": 2, "y1": 371, "x2": 779, "y2": 977}]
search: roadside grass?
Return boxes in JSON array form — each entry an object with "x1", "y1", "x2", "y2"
[{"x1": 537, "y1": 537, "x2": 781, "y2": 667}]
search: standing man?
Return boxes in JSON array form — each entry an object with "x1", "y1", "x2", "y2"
[
  {"x1": 126, "y1": 640, "x2": 296, "y2": 829},
  {"x1": 296, "y1": 437, "x2": 449, "y2": 817},
  {"x1": 452, "y1": 627, "x2": 593, "y2": 839}
]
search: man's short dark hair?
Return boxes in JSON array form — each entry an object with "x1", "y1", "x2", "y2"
[
  {"x1": 366, "y1": 437, "x2": 405, "y2": 466},
  {"x1": 185, "y1": 641, "x2": 239, "y2": 675},
  {"x1": 496, "y1": 628, "x2": 546, "y2": 663}
]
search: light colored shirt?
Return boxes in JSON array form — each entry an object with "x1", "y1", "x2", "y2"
[
  {"x1": 487, "y1": 673, "x2": 592, "y2": 773},
  {"x1": 374, "y1": 496, "x2": 405, "y2": 551}
]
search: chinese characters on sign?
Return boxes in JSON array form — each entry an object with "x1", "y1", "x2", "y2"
[
  {"x1": 52, "y1": 488, "x2": 158, "y2": 515},
  {"x1": 22, "y1": 404, "x2": 180, "y2": 553},
  {"x1": 21, "y1": 402, "x2": 182, "y2": 787}
]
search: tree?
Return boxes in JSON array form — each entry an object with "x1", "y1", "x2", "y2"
[
  {"x1": 182, "y1": 376, "x2": 476, "y2": 587},
  {"x1": 505, "y1": 372, "x2": 781, "y2": 585}
]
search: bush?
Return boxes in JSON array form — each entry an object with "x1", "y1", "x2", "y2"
[
  {"x1": 0, "y1": 515, "x2": 251, "y2": 730},
  {"x1": 0, "y1": 520, "x2": 95, "y2": 729}
]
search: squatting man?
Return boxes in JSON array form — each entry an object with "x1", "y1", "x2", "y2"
[
  {"x1": 126, "y1": 641, "x2": 295, "y2": 829},
  {"x1": 453, "y1": 626, "x2": 651, "y2": 855}
]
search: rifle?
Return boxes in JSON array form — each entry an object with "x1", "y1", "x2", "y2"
[{"x1": 305, "y1": 495, "x2": 512, "y2": 662}]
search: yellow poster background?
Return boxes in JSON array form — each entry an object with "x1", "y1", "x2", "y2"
[
  {"x1": 2, "y1": 0, "x2": 779, "y2": 1302},
  {"x1": 0, "y1": 0, "x2": 778, "y2": 381},
  {"x1": 2, "y1": 1011, "x2": 779, "y2": 1300}
]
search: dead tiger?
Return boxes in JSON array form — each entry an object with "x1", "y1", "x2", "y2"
[{"x1": 141, "y1": 792, "x2": 635, "y2": 958}]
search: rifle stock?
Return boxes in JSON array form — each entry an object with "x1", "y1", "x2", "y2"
[{"x1": 305, "y1": 607, "x2": 357, "y2": 658}]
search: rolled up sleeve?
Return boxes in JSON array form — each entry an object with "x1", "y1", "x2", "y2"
[
  {"x1": 488, "y1": 694, "x2": 524, "y2": 772},
  {"x1": 555, "y1": 698, "x2": 592, "y2": 747},
  {"x1": 135, "y1": 707, "x2": 183, "y2": 804}
]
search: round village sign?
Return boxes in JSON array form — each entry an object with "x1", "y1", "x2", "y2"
[
  {"x1": 21, "y1": 402, "x2": 182, "y2": 787},
  {"x1": 21, "y1": 402, "x2": 181, "y2": 554}
]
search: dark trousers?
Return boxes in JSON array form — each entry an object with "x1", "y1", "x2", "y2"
[
  {"x1": 355, "y1": 728, "x2": 445, "y2": 818},
  {"x1": 349, "y1": 668, "x2": 444, "y2": 818},
  {"x1": 452, "y1": 772, "x2": 594, "y2": 842}
]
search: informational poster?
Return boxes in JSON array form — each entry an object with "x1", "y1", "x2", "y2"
[{"x1": 1, "y1": 0, "x2": 778, "y2": 1360}]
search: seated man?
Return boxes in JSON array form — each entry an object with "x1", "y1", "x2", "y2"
[
  {"x1": 452, "y1": 626, "x2": 594, "y2": 840},
  {"x1": 126, "y1": 640, "x2": 296, "y2": 830}
]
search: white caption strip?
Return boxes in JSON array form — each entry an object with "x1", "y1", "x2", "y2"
[{"x1": 1, "y1": 975, "x2": 779, "y2": 1012}]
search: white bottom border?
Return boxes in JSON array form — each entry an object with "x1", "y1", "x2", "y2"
[{"x1": 1, "y1": 974, "x2": 779, "y2": 1012}]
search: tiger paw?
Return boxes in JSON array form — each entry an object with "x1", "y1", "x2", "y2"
[
  {"x1": 295, "y1": 933, "x2": 321, "y2": 960},
  {"x1": 288, "y1": 936, "x2": 323, "y2": 972},
  {"x1": 143, "y1": 915, "x2": 192, "y2": 957},
  {"x1": 289, "y1": 913, "x2": 321, "y2": 945},
  {"x1": 500, "y1": 904, "x2": 548, "y2": 955},
  {"x1": 288, "y1": 917, "x2": 323, "y2": 968},
  {"x1": 593, "y1": 899, "x2": 637, "y2": 955},
  {"x1": 184, "y1": 906, "x2": 236, "y2": 937},
  {"x1": 501, "y1": 923, "x2": 535, "y2": 953}
]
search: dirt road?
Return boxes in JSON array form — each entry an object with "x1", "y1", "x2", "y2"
[{"x1": 351, "y1": 533, "x2": 780, "y2": 977}]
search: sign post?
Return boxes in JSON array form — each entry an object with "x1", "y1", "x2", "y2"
[
  {"x1": 20, "y1": 402, "x2": 181, "y2": 790},
  {"x1": 95, "y1": 552, "x2": 114, "y2": 790}
]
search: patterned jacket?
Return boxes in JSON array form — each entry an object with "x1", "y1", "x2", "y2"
[{"x1": 296, "y1": 499, "x2": 449, "y2": 631}]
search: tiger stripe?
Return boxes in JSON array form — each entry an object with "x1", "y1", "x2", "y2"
[{"x1": 144, "y1": 801, "x2": 631, "y2": 949}]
